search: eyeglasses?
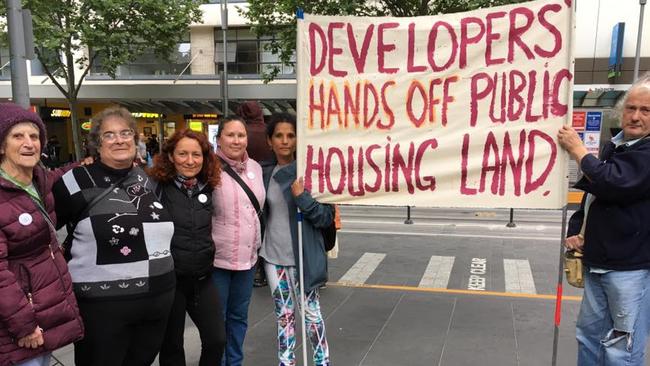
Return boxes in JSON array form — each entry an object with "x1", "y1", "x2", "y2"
[
  {"x1": 624, "y1": 105, "x2": 650, "y2": 117},
  {"x1": 101, "y1": 129, "x2": 135, "y2": 142}
]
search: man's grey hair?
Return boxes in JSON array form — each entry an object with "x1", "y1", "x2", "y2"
[{"x1": 614, "y1": 72, "x2": 650, "y2": 119}]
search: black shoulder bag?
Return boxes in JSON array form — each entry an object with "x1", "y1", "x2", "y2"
[{"x1": 219, "y1": 157, "x2": 265, "y2": 241}]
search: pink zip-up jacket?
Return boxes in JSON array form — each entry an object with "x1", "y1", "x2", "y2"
[{"x1": 212, "y1": 150, "x2": 266, "y2": 271}]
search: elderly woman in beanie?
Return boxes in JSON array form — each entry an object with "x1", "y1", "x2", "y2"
[
  {"x1": 52, "y1": 106, "x2": 176, "y2": 366},
  {"x1": 0, "y1": 103, "x2": 84, "y2": 366}
]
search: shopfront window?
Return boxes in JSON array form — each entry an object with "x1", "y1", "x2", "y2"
[
  {"x1": 90, "y1": 34, "x2": 191, "y2": 77},
  {"x1": 0, "y1": 47, "x2": 11, "y2": 78},
  {"x1": 215, "y1": 28, "x2": 295, "y2": 76}
]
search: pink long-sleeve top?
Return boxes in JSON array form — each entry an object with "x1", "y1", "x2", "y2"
[{"x1": 212, "y1": 149, "x2": 266, "y2": 271}]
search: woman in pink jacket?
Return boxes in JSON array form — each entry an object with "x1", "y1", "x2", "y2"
[{"x1": 211, "y1": 116, "x2": 265, "y2": 366}]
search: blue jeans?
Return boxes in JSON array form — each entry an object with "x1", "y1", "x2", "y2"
[
  {"x1": 15, "y1": 353, "x2": 50, "y2": 366},
  {"x1": 212, "y1": 267, "x2": 256, "y2": 366},
  {"x1": 576, "y1": 268, "x2": 650, "y2": 365}
]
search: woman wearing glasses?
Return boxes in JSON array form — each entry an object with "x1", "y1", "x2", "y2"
[{"x1": 53, "y1": 106, "x2": 176, "y2": 366}]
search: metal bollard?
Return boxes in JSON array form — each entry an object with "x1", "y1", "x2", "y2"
[
  {"x1": 506, "y1": 208, "x2": 516, "y2": 227},
  {"x1": 404, "y1": 206, "x2": 413, "y2": 224}
]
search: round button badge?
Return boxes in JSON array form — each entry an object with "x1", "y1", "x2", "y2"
[
  {"x1": 247, "y1": 171, "x2": 255, "y2": 180},
  {"x1": 198, "y1": 194, "x2": 208, "y2": 203},
  {"x1": 18, "y1": 213, "x2": 33, "y2": 226}
]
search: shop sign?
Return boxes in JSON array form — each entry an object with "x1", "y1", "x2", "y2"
[
  {"x1": 184, "y1": 114, "x2": 218, "y2": 120},
  {"x1": 50, "y1": 109, "x2": 71, "y2": 118},
  {"x1": 131, "y1": 112, "x2": 160, "y2": 118},
  {"x1": 585, "y1": 111, "x2": 602, "y2": 132},
  {"x1": 81, "y1": 121, "x2": 92, "y2": 131},
  {"x1": 572, "y1": 111, "x2": 586, "y2": 131},
  {"x1": 189, "y1": 121, "x2": 203, "y2": 132}
]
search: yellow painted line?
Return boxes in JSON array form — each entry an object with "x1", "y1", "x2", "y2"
[
  {"x1": 330, "y1": 282, "x2": 582, "y2": 302},
  {"x1": 568, "y1": 191, "x2": 584, "y2": 204}
]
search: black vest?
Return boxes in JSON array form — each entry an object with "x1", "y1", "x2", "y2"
[{"x1": 161, "y1": 182, "x2": 215, "y2": 277}]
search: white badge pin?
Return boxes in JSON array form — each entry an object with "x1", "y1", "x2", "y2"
[
  {"x1": 18, "y1": 213, "x2": 33, "y2": 226},
  {"x1": 153, "y1": 202, "x2": 163, "y2": 209},
  {"x1": 198, "y1": 194, "x2": 208, "y2": 203},
  {"x1": 247, "y1": 171, "x2": 255, "y2": 180}
]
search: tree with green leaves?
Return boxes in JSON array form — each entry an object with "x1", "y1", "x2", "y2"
[
  {"x1": 2, "y1": 0, "x2": 203, "y2": 159},
  {"x1": 243, "y1": 0, "x2": 531, "y2": 82}
]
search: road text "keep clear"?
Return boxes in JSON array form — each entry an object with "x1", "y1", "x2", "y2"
[{"x1": 468, "y1": 258, "x2": 487, "y2": 291}]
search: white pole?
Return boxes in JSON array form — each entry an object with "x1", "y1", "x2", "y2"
[
  {"x1": 297, "y1": 208, "x2": 309, "y2": 365},
  {"x1": 633, "y1": 0, "x2": 647, "y2": 80}
]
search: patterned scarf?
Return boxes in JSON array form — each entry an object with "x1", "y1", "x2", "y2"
[{"x1": 175, "y1": 174, "x2": 197, "y2": 192}]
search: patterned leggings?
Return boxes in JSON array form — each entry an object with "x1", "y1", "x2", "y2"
[{"x1": 264, "y1": 262, "x2": 330, "y2": 366}]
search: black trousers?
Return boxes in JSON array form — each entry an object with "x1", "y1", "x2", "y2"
[
  {"x1": 159, "y1": 275, "x2": 226, "y2": 366},
  {"x1": 74, "y1": 289, "x2": 175, "y2": 366}
]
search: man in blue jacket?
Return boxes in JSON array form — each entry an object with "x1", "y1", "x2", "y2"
[{"x1": 558, "y1": 74, "x2": 650, "y2": 365}]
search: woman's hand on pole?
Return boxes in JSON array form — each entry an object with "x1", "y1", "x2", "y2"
[{"x1": 291, "y1": 177, "x2": 305, "y2": 197}]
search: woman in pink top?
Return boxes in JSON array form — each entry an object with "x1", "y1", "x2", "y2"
[{"x1": 211, "y1": 116, "x2": 265, "y2": 366}]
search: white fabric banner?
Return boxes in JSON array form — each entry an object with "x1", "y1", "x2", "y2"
[{"x1": 296, "y1": 0, "x2": 573, "y2": 208}]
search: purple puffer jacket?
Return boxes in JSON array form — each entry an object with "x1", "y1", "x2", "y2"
[{"x1": 0, "y1": 165, "x2": 84, "y2": 366}]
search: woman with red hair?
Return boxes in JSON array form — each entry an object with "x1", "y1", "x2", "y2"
[{"x1": 149, "y1": 129, "x2": 226, "y2": 366}]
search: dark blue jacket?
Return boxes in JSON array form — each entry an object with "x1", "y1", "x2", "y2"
[
  {"x1": 568, "y1": 137, "x2": 650, "y2": 270},
  {"x1": 262, "y1": 160, "x2": 334, "y2": 292}
]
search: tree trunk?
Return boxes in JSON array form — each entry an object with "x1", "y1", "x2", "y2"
[{"x1": 68, "y1": 98, "x2": 82, "y2": 160}]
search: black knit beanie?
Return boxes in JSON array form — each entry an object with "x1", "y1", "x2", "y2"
[{"x1": 0, "y1": 103, "x2": 47, "y2": 148}]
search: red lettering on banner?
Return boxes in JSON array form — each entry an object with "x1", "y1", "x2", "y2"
[
  {"x1": 327, "y1": 80, "x2": 343, "y2": 128},
  {"x1": 428, "y1": 78, "x2": 442, "y2": 124},
  {"x1": 363, "y1": 82, "x2": 380, "y2": 128},
  {"x1": 304, "y1": 138, "x2": 439, "y2": 196},
  {"x1": 441, "y1": 76, "x2": 458, "y2": 126},
  {"x1": 304, "y1": 145, "x2": 325, "y2": 193},
  {"x1": 551, "y1": 69, "x2": 572, "y2": 116},
  {"x1": 343, "y1": 81, "x2": 361, "y2": 128},
  {"x1": 536, "y1": 4, "x2": 562, "y2": 57},
  {"x1": 500, "y1": 130, "x2": 525, "y2": 196},
  {"x1": 309, "y1": 23, "x2": 327, "y2": 76},
  {"x1": 526, "y1": 70, "x2": 542, "y2": 122},
  {"x1": 309, "y1": 79, "x2": 397, "y2": 131},
  {"x1": 326, "y1": 147, "x2": 346, "y2": 194},
  {"x1": 327, "y1": 22, "x2": 347, "y2": 77},
  {"x1": 480, "y1": 132, "x2": 501, "y2": 194},
  {"x1": 347, "y1": 24, "x2": 374, "y2": 73},
  {"x1": 507, "y1": 70, "x2": 526, "y2": 121},
  {"x1": 379, "y1": 81, "x2": 396, "y2": 129},
  {"x1": 507, "y1": 7, "x2": 536, "y2": 63},
  {"x1": 309, "y1": 80, "x2": 325, "y2": 128},
  {"x1": 364, "y1": 144, "x2": 382, "y2": 192},
  {"x1": 407, "y1": 23, "x2": 427, "y2": 72},
  {"x1": 378, "y1": 22, "x2": 400, "y2": 74},
  {"x1": 485, "y1": 11, "x2": 507, "y2": 66},
  {"x1": 524, "y1": 129, "x2": 556, "y2": 195},
  {"x1": 460, "y1": 129, "x2": 557, "y2": 196},
  {"x1": 415, "y1": 139, "x2": 437, "y2": 191},
  {"x1": 469, "y1": 68, "x2": 571, "y2": 126},
  {"x1": 470, "y1": 72, "x2": 493, "y2": 127},
  {"x1": 347, "y1": 146, "x2": 365, "y2": 196},
  {"x1": 460, "y1": 134, "x2": 476, "y2": 195},
  {"x1": 460, "y1": 17, "x2": 486, "y2": 69},
  {"x1": 428, "y1": 21, "x2": 457, "y2": 72},
  {"x1": 407, "y1": 80, "x2": 428, "y2": 127},
  {"x1": 392, "y1": 142, "x2": 415, "y2": 193}
]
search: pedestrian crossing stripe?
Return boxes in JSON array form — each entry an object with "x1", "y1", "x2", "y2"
[
  {"x1": 338, "y1": 252, "x2": 386, "y2": 286},
  {"x1": 419, "y1": 255, "x2": 454, "y2": 289}
]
